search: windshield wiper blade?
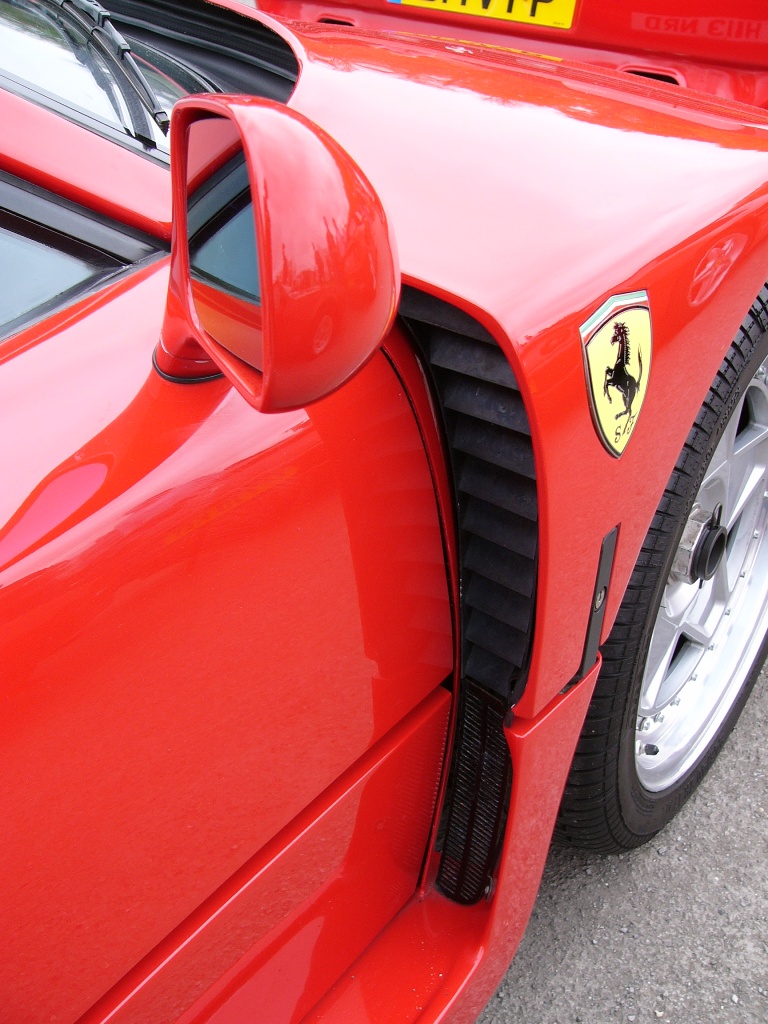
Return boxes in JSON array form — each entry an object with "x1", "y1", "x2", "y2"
[{"x1": 55, "y1": 0, "x2": 170, "y2": 140}]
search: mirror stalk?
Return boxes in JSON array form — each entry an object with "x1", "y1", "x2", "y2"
[{"x1": 154, "y1": 281, "x2": 222, "y2": 382}]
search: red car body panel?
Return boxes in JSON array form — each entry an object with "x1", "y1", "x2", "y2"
[
  {"x1": 77, "y1": 689, "x2": 452, "y2": 1024},
  {"x1": 301, "y1": 662, "x2": 600, "y2": 1024},
  {"x1": 277, "y1": 21, "x2": 768, "y2": 713},
  {"x1": 255, "y1": 0, "x2": 768, "y2": 106},
  {"x1": 2, "y1": 1, "x2": 768, "y2": 1021},
  {"x1": 2, "y1": 261, "x2": 453, "y2": 1022},
  {"x1": 1, "y1": 89, "x2": 171, "y2": 241}
]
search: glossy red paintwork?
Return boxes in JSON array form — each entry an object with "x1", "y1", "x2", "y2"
[
  {"x1": 273, "y1": 21, "x2": 768, "y2": 713},
  {"x1": 158, "y1": 98, "x2": 399, "y2": 410},
  {"x1": 0, "y1": 89, "x2": 171, "y2": 239},
  {"x1": 256, "y1": 0, "x2": 768, "y2": 106},
  {"x1": 301, "y1": 662, "x2": 600, "y2": 1024},
  {"x1": 4, "y1": 2, "x2": 768, "y2": 1021},
  {"x1": 1, "y1": 262, "x2": 452, "y2": 1022},
  {"x1": 78, "y1": 689, "x2": 450, "y2": 1024}
]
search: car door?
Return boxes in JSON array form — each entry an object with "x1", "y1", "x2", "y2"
[{"x1": 0, "y1": 187, "x2": 453, "y2": 1024}]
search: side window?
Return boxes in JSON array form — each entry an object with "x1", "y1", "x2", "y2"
[
  {"x1": 0, "y1": 212, "x2": 124, "y2": 337},
  {"x1": 0, "y1": 173, "x2": 164, "y2": 340}
]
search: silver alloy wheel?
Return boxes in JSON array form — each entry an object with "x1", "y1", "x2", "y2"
[{"x1": 636, "y1": 356, "x2": 768, "y2": 791}]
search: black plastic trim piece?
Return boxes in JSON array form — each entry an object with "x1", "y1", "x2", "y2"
[
  {"x1": 436, "y1": 683, "x2": 511, "y2": 904},
  {"x1": 108, "y1": 0, "x2": 298, "y2": 103},
  {"x1": 0, "y1": 170, "x2": 166, "y2": 259},
  {"x1": 151, "y1": 347, "x2": 224, "y2": 384},
  {"x1": 401, "y1": 286, "x2": 536, "y2": 905},
  {"x1": 579, "y1": 525, "x2": 619, "y2": 677},
  {"x1": 0, "y1": 208, "x2": 121, "y2": 270},
  {"x1": 401, "y1": 285, "x2": 538, "y2": 707},
  {"x1": 0, "y1": 171, "x2": 166, "y2": 340},
  {"x1": 400, "y1": 286, "x2": 499, "y2": 347}
]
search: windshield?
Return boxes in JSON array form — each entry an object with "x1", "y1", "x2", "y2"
[{"x1": 0, "y1": 0, "x2": 213, "y2": 154}]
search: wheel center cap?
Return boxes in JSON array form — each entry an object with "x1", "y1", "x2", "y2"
[
  {"x1": 691, "y1": 521, "x2": 727, "y2": 582},
  {"x1": 670, "y1": 504, "x2": 726, "y2": 585}
]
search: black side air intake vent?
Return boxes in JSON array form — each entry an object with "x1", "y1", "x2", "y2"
[
  {"x1": 400, "y1": 286, "x2": 538, "y2": 706},
  {"x1": 436, "y1": 682, "x2": 512, "y2": 904},
  {"x1": 401, "y1": 287, "x2": 538, "y2": 904}
]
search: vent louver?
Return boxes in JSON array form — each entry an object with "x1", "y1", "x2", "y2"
[
  {"x1": 401, "y1": 287, "x2": 538, "y2": 705},
  {"x1": 401, "y1": 287, "x2": 539, "y2": 904}
]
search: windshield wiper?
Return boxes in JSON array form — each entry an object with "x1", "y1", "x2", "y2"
[{"x1": 54, "y1": 0, "x2": 170, "y2": 142}]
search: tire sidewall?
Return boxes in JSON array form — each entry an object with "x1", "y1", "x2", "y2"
[{"x1": 616, "y1": 328, "x2": 768, "y2": 837}]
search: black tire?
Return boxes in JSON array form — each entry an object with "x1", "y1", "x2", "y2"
[{"x1": 556, "y1": 287, "x2": 768, "y2": 852}]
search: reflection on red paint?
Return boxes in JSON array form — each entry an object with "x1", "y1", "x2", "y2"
[
  {"x1": 0, "y1": 461, "x2": 108, "y2": 567},
  {"x1": 689, "y1": 235, "x2": 747, "y2": 306}
]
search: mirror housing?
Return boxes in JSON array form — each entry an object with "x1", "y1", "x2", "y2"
[{"x1": 156, "y1": 96, "x2": 399, "y2": 412}]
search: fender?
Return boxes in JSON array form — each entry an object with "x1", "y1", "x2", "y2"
[{"x1": 268, "y1": 21, "x2": 768, "y2": 714}]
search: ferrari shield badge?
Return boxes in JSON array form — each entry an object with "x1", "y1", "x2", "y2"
[{"x1": 580, "y1": 291, "x2": 652, "y2": 457}]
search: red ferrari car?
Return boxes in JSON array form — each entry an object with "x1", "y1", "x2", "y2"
[{"x1": 3, "y1": 1, "x2": 768, "y2": 1021}]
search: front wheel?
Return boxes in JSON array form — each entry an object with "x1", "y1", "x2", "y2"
[{"x1": 557, "y1": 288, "x2": 768, "y2": 851}]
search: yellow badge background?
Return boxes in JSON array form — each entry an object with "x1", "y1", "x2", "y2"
[
  {"x1": 582, "y1": 301, "x2": 651, "y2": 458},
  {"x1": 391, "y1": 0, "x2": 577, "y2": 30}
]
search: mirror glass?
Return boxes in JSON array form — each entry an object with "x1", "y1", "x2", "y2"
[{"x1": 186, "y1": 115, "x2": 263, "y2": 370}]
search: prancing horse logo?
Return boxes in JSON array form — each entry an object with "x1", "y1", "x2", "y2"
[
  {"x1": 604, "y1": 320, "x2": 642, "y2": 422},
  {"x1": 581, "y1": 292, "x2": 652, "y2": 457}
]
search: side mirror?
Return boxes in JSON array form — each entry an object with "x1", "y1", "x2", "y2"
[{"x1": 155, "y1": 97, "x2": 399, "y2": 412}]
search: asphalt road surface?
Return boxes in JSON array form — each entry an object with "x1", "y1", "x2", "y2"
[{"x1": 478, "y1": 666, "x2": 768, "y2": 1024}]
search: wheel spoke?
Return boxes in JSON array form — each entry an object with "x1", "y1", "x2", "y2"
[
  {"x1": 678, "y1": 560, "x2": 728, "y2": 646},
  {"x1": 702, "y1": 412, "x2": 739, "y2": 497},
  {"x1": 723, "y1": 425, "x2": 768, "y2": 531},
  {"x1": 634, "y1": 353, "x2": 768, "y2": 794},
  {"x1": 640, "y1": 609, "x2": 682, "y2": 716},
  {"x1": 678, "y1": 612, "x2": 714, "y2": 648},
  {"x1": 664, "y1": 578, "x2": 702, "y2": 626},
  {"x1": 708, "y1": 550, "x2": 731, "y2": 609}
]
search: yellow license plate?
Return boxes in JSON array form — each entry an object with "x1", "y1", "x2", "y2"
[{"x1": 388, "y1": 0, "x2": 577, "y2": 30}]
